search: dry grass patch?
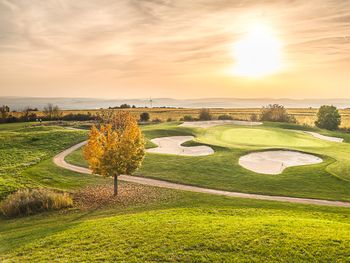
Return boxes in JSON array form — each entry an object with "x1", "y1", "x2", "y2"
[{"x1": 1, "y1": 188, "x2": 73, "y2": 217}]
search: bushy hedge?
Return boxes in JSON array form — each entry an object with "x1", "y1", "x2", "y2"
[
  {"x1": 218, "y1": 114, "x2": 233, "y2": 120},
  {"x1": 260, "y1": 104, "x2": 295, "y2": 123},
  {"x1": 315, "y1": 105, "x2": 341, "y2": 130},
  {"x1": 0, "y1": 188, "x2": 73, "y2": 217},
  {"x1": 0, "y1": 113, "x2": 95, "y2": 124},
  {"x1": 183, "y1": 115, "x2": 194, "y2": 121},
  {"x1": 199, "y1": 109, "x2": 212, "y2": 120}
]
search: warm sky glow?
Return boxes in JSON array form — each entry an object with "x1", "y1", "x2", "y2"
[
  {"x1": 232, "y1": 24, "x2": 283, "y2": 77},
  {"x1": 0, "y1": 0, "x2": 350, "y2": 99}
]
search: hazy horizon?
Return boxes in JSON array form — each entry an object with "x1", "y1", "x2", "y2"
[
  {"x1": 1, "y1": 0, "x2": 350, "y2": 99},
  {"x1": 2, "y1": 96, "x2": 350, "y2": 110}
]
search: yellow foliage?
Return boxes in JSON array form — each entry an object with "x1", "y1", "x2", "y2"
[{"x1": 83, "y1": 111, "x2": 145, "y2": 177}]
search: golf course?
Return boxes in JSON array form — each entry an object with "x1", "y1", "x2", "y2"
[
  {"x1": 1, "y1": 120, "x2": 350, "y2": 262},
  {"x1": 67, "y1": 121, "x2": 350, "y2": 201}
]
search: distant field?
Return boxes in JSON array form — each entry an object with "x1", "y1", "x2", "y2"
[{"x1": 17, "y1": 108, "x2": 350, "y2": 128}]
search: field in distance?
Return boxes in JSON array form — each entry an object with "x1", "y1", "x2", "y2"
[{"x1": 14, "y1": 108, "x2": 350, "y2": 128}]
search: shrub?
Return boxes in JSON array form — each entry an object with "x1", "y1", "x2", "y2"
[
  {"x1": 0, "y1": 188, "x2": 73, "y2": 217},
  {"x1": 250, "y1": 113, "x2": 259, "y2": 122},
  {"x1": 218, "y1": 114, "x2": 233, "y2": 120},
  {"x1": 183, "y1": 115, "x2": 194, "y2": 121},
  {"x1": 199, "y1": 108, "x2": 212, "y2": 120},
  {"x1": 152, "y1": 118, "x2": 162, "y2": 123},
  {"x1": 166, "y1": 118, "x2": 173, "y2": 122},
  {"x1": 260, "y1": 104, "x2": 295, "y2": 123},
  {"x1": 315, "y1": 105, "x2": 341, "y2": 130},
  {"x1": 140, "y1": 112, "x2": 150, "y2": 122}
]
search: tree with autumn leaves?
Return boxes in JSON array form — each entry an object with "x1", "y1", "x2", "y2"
[{"x1": 83, "y1": 111, "x2": 145, "y2": 195}]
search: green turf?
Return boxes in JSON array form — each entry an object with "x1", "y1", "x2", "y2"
[
  {"x1": 1, "y1": 188, "x2": 349, "y2": 262},
  {"x1": 0, "y1": 123, "x2": 104, "y2": 199},
  {"x1": 1, "y1": 121, "x2": 350, "y2": 262},
  {"x1": 67, "y1": 122, "x2": 350, "y2": 201}
]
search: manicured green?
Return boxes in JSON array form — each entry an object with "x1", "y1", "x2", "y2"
[{"x1": 68, "y1": 121, "x2": 350, "y2": 201}]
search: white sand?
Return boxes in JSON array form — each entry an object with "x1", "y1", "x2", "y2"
[
  {"x1": 239, "y1": 150, "x2": 322, "y2": 175},
  {"x1": 146, "y1": 136, "x2": 214, "y2": 156},
  {"x1": 180, "y1": 120, "x2": 263, "y2": 128},
  {"x1": 303, "y1": 131, "x2": 343, "y2": 143}
]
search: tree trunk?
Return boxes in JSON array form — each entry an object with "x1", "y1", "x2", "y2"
[{"x1": 114, "y1": 175, "x2": 118, "y2": 196}]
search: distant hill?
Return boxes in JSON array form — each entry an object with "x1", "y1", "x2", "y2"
[{"x1": 1, "y1": 96, "x2": 350, "y2": 110}]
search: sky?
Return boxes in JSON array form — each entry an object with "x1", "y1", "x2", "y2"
[{"x1": 0, "y1": 0, "x2": 350, "y2": 99}]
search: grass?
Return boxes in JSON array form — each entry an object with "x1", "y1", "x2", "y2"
[
  {"x1": 0, "y1": 123, "x2": 105, "y2": 199},
  {"x1": 67, "y1": 121, "x2": 350, "y2": 201},
  {"x1": 1, "y1": 121, "x2": 350, "y2": 262},
  {"x1": 1, "y1": 188, "x2": 349, "y2": 262}
]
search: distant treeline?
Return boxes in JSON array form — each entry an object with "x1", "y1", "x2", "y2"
[{"x1": 0, "y1": 104, "x2": 96, "y2": 123}]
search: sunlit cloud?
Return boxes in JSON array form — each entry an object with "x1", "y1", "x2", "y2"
[{"x1": 0, "y1": 0, "x2": 350, "y2": 98}]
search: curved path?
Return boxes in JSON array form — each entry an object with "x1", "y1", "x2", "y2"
[
  {"x1": 303, "y1": 131, "x2": 344, "y2": 143},
  {"x1": 54, "y1": 141, "x2": 350, "y2": 208}
]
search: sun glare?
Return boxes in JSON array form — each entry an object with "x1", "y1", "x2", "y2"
[{"x1": 232, "y1": 24, "x2": 283, "y2": 77}]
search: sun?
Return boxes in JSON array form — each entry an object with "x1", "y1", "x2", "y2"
[{"x1": 232, "y1": 24, "x2": 283, "y2": 77}]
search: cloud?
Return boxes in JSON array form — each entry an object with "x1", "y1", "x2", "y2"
[{"x1": 0, "y1": 0, "x2": 350, "y2": 97}]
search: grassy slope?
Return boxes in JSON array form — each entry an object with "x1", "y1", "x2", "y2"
[
  {"x1": 0, "y1": 123, "x2": 105, "y2": 199},
  {"x1": 67, "y1": 122, "x2": 350, "y2": 201},
  {"x1": 1, "y1": 188, "x2": 350, "y2": 262},
  {"x1": 1, "y1": 122, "x2": 350, "y2": 262}
]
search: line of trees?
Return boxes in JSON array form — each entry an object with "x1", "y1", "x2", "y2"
[
  {"x1": 0, "y1": 104, "x2": 96, "y2": 123},
  {"x1": 0, "y1": 103, "x2": 344, "y2": 131}
]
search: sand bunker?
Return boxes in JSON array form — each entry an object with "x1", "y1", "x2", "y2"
[
  {"x1": 239, "y1": 150, "x2": 322, "y2": 175},
  {"x1": 146, "y1": 136, "x2": 214, "y2": 156},
  {"x1": 180, "y1": 120, "x2": 262, "y2": 128},
  {"x1": 303, "y1": 131, "x2": 343, "y2": 143}
]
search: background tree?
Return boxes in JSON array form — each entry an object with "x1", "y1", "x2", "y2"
[
  {"x1": 83, "y1": 111, "x2": 145, "y2": 195},
  {"x1": 140, "y1": 112, "x2": 150, "y2": 122},
  {"x1": 315, "y1": 105, "x2": 341, "y2": 130},
  {"x1": 250, "y1": 113, "x2": 258, "y2": 122},
  {"x1": 260, "y1": 104, "x2": 295, "y2": 123},
  {"x1": 0, "y1": 105, "x2": 10, "y2": 120},
  {"x1": 199, "y1": 108, "x2": 212, "y2": 120},
  {"x1": 218, "y1": 114, "x2": 233, "y2": 120},
  {"x1": 43, "y1": 104, "x2": 61, "y2": 119}
]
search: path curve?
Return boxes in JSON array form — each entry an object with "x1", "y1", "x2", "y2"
[{"x1": 54, "y1": 141, "x2": 350, "y2": 208}]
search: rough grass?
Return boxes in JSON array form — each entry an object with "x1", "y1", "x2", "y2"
[
  {"x1": 67, "y1": 122, "x2": 350, "y2": 201},
  {"x1": 0, "y1": 123, "x2": 102, "y2": 199},
  {"x1": 0, "y1": 188, "x2": 72, "y2": 217}
]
